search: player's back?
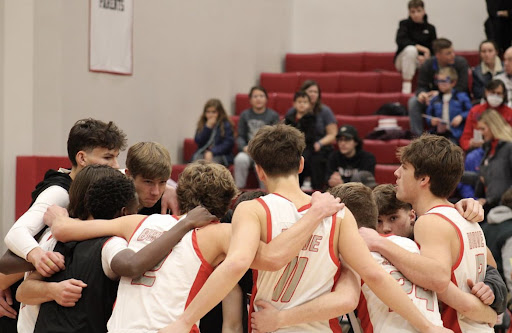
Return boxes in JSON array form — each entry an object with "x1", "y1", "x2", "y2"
[
  {"x1": 251, "y1": 193, "x2": 342, "y2": 333},
  {"x1": 426, "y1": 205, "x2": 492, "y2": 333},
  {"x1": 357, "y1": 235, "x2": 442, "y2": 333},
  {"x1": 107, "y1": 214, "x2": 213, "y2": 333}
]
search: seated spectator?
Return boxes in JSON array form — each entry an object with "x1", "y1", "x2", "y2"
[
  {"x1": 425, "y1": 67, "x2": 472, "y2": 143},
  {"x1": 326, "y1": 125, "x2": 376, "y2": 188},
  {"x1": 293, "y1": 80, "x2": 337, "y2": 190},
  {"x1": 476, "y1": 109, "x2": 512, "y2": 211},
  {"x1": 394, "y1": 0, "x2": 437, "y2": 94},
  {"x1": 408, "y1": 38, "x2": 469, "y2": 136},
  {"x1": 192, "y1": 98, "x2": 234, "y2": 166},
  {"x1": 234, "y1": 86, "x2": 279, "y2": 189},
  {"x1": 495, "y1": 47, "x2": 512, "y2": 104},
  {"x1": 472, "y1": 40, "x2": 504, "y2": 102},
  {"x1": 460, "y1": 79, "x2": 512, "y2": 151},
  {"x1": 485, "y1": 0, "x2": 512, "y2": 55}
]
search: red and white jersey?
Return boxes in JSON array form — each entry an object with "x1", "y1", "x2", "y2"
[
  {"x1": 426, "y1": 205, "x2": 492, "y2": 333},
  {"x1": 357, "y1": 235, "x2": 443, "y2": 333},
  {"x1": 107, "y1": 214, "x2": 213, "y2": 333},
  {"x1": 250, "y1": 193, "x2": 343, "y2": 333}
]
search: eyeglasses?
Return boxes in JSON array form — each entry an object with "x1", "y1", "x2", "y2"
[{"x1": 435, "y1": 78, "x2": 453, "y2": 84}]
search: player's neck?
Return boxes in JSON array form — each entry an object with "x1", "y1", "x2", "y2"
[
  {"x1": 265, "y1": 175, "x2": 310, "y2": 205},
  {"x1": 412, "y1": 192, "x2": 452, "y2": 216}
]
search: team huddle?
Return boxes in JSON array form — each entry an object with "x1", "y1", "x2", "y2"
[{"x1": 0, "y1": 118, "x2": 507, "y2": 333}]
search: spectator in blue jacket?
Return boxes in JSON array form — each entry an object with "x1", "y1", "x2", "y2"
[
  {"x1": 425, "y1": 67, "x2": 472, "y2": 143},
  {"x1": 192, "y1": 98, "x2": 234, "y2": 166}
]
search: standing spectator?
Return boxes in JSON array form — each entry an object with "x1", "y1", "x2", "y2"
[
  {"x1": 485, "y1": 0, "x2": 512, "y2": 55},
  {"x1": 476, "y1": 109, "x2": 512, "y2": 211},
  {"x1": 295, "y1": 80, "x2": 337, "y2": 190},
  {"x1": 394, "y1": 0, "x2": 437, "y2": 94},
  {"x1": 460, "y1": 79, "x2": 512, "y2": 151},
  {"x1": 425, "y1": 67, "x2": 472, "y2": 144},
  {"x1": 495, "y1": 47, "x2": 512, "y2": 103},
  {"x1": 408, "y1": 38, "x2": 469, "y2": 136},
  {"x1": 472, "y1": 40, "x2": 504, "y2": 102},
  {"x1": 326, "y1": 125, "x2": 376, "y2": 188},
  {"x1": 234, "y1": 86, "x2": 279, "y2": 189},
  {"x1": 192, "y1": 98, "x2": 234, "y2": 166}
]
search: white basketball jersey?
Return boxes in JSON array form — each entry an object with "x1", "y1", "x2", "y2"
[
  {"x1": 250, "y1": 193, "x2": 343, "y2": 333},
  {"x1": 18, "y1": 228, "x2": 57, "y2": 333},
  {"x1": 426, "y1": 206, "x2": 492, "y2": 333},
  {"x1": 357, "y1": 235, "x2": 443, "y2": 333},
  {"x1": 107, "y1": 214, "x2": 213, "y2": 333}
]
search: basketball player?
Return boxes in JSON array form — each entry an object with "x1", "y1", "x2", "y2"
[
  {"x1": 359, "y1": 134, "x2": 493, "y2": 332},
  {"x1": 159, "y1": 125, "x2": 451, "y2": 333}
]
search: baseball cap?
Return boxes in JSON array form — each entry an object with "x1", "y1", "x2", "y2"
[{"x1": 336, "y1": 125, "x2": 359, "y2": 141}]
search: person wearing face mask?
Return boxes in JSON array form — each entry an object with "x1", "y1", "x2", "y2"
[
  {"x1": 472, "y1": 40, "x2": 504, "y2": 102},
  {"x1": 460, "y1": 79, "x2": 512, "y2": 151}
]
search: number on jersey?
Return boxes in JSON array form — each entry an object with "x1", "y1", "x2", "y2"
[{"x1": 272, "y1": 256, "x2": 308, "y2": 303}]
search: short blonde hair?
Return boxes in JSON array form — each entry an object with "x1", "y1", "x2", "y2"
[
  {"x1": 126, "y1": 142, "x2": 172, "y2": 180},
  {"x1": 328, "y1": 183, "x2": 378, "y2": 229}
]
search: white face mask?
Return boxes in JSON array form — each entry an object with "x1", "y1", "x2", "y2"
[{"x1": 487, "y1": 94, "x2": 504, "y2": 107}]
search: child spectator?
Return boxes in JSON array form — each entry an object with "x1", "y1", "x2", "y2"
[
  {"x1": 192, "y1": 98, "x2": 234, "y2": 166},
  {"x1": 425, "y1": 67, "x2": 472, "y2": 143},
  {"x1": 394, "y1": 0, "x2": 437, "y2": 94}
]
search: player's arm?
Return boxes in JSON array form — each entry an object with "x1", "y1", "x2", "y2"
[
  {"x1": 110, "y1": 206, "x2": 217, "y2": 278},
  {"x1": 340, "y1": 210, "x2": 446, "y2": 333},
  {"x1": 16, "y1": 271, "x2": 87, "y2": 307},
  {"x1": 364, "y1": 214, "x2": 453, "y2": 293},
  {"x1": 221, "y1": 285, "x2": 244, "y2": 333},
  {"x1": 437, "y1": 282, "x2": 497, "y2": 326},
  {"x1": 252, "y1": 191, "x2": 344, "y2": 271},
  {"x1": 0, "y1": 250, "x2": 35, "y2": 274},
  {"x1": 159, "y1": 200, "x2": 263, "y2": 333},
  {"x1": 250, "y1": 264, "x2": 360, "y2": 333},
  {"x1": 0, "y1": 273, "x2": 24, "y2": 291}
]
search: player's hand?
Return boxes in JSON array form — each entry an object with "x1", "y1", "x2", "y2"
[
  {"x1": 0, "y1": 288, "x2": 17, "y2": 319},
  {"x1": 454, "y1": 198, "x2": 484, "y2": 223},
  {"x1": 251, "y1": 300, "x2": 281, "y2": 333},
  {"x1": 183, "y1": 206, "x2": 217, "y2": 229},
  {"x1": 43, "y1": 205, "x2": 69, "y2": 227},
  {"x1": 467, "y1": 279, "x2": 495, "y2": 305},
  {"x1": 358, "y1": 227, "x2": 381, "y2": 251},
  {"x1": 26, "y1": 247, "x2": 65, "y2": 277},
  {"x1": 309, "y1": 191, "x2": 345, "y2": 219},
  {"x1": 161, "y1": 184, "x2": 179, "y2": 215},
  {"x1": 158, "y1": 319, "x2": 192, "y2": 333},
  {"x1": 50, "y1": 279, "x2": 87, "y2": 307}
]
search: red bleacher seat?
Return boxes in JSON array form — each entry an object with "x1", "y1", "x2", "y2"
[
  {"x1": 357, "y1": 92, "x2": 402, "y2": 116},
  {"x1": 273, "y1": 93, "x2": 294, "y2": 116},
  {"x1": 16, "y1": 156, "x2": 71, "y2": 219},
  {"x1": 324, "y1": 53, "x2": 365, "y2": 72},
  {"x1": 399, "y1": 93, "x2": 414, "y2": 107},
  {"x1": 457, "y1": 51, "x2": 480, "y2": 68},
  {"x1": 375, "y1": 164, "x2": 399, "y2": 184},
  {"x1": 235, "y1": 94, "x2": 250, "y2": 115},
  {"x1": 285, "y1": 53, "x2": 324, "y2": 72},
  {"x1": 339, "y1": 72, "x2": 379, "y2": 93},
  {"x1": 170, "y1": 164, "x2": 187, "y2": 182},
  {"x1": 337, "y1": 115, "x2": 380, "y2": 138},
  {"x1": 322, "y1": 93, "x2": 359, "y2": 116},
  {"x1": 363, "y1": 139, "x2": 400, "y2": 164},
  {"x1": 363, "y1": 52, "x2": 396, "y2": 72},
  {"x1": 183, "y1": 138, "x2": 197, "y2": 163},
  {"x1": 393, "y1": 116, "x2": 411, "y2": 131},
  {"x1": 260, "y1": 73, "x2": 299, "y2": 93},
  {"x1": 379, "y1": 71, "x2": 402, "y2": 93},
  {"x1": 298, "y1": 72, "x2": 340, "y2": 93},
  {"x1": 231, "y1": 116, "x2": 240, "y2": 133}
]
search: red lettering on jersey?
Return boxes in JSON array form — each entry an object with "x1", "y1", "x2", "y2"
[
  {"x1": 308, "y1": 235, "x2": 322, "y2": 252},
  {"x1": 137, "y1": 228, "x2": 163, "y2": 242},
  {"x1": 467, "y1": 231, "x2": 484, "y2": 250}
]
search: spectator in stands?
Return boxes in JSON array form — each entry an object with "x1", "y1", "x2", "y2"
[
  {"x1": 326, "y1": 125, "x2": 376, "y2": 188},
  {"x1": 425, "y1": 67, "x2": 472, "y2": 144},
  {"x1": 495, "y1": 47, "x2": 512, "y2": 103},
  {"x1": 394, "y1": 0, "x2": 437, "y2": 94},
  {"x1": 297, "y1": 80, "x2": 337, "y2": 190},
  {"x1": 475, "y1": 109, "x2": 512, "y2": 211},
  {"x1": 472, "y1": 40, "x2": 504, "y2": 102},
  {"x1": 460, "y1": 79, "x2": 512, "y2": 151},
  {"x1": 408, "y1": 38, "x2": 469, "y2": 137},
  {"x1": 234, "y1": 86, "x2": 279, "y2": 189},
  {"x1": 484, "y1": 0, "x2": 512, "y2": 55},
  {"x1": 192, "y1": 98, "x2": 234, "y2": 166}
]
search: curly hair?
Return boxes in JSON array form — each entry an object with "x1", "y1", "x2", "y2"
[
  {"x1": 68, "y1": 165, "x2": 124, "y2": 219},
  {"x1": 67, "y1": 118, "x2": 127, "y2": 167},
  {"x1": 177, "y1": 161, "x2": 238, "y2": 218},
  {"x1": 85, "y1": 174, "x2": 136, "y2": 219}
]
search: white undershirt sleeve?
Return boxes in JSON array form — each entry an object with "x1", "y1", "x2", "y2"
[{"x1": 101, "y1": 236, "x2": 129, "y2": 280}]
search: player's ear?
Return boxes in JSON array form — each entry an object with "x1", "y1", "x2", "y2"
[
  {"x1": 76, "y1": 151, "x2": 87, "y2": 168},
  {"x1": 409, "y1": 209, "x2": 417, "y2": 224},
  {"x1": 419, "y1": 175, "x2": 430, "y2": 187},
  {"x1": 298, "y1": 156, "x2": 305, "y2": 174},
  {"x1": 255, "y1": 164, "x2": 266, "y2": 183},
  {"x1": 125, "y1": 168, "x2": 132, "y2": 178}
]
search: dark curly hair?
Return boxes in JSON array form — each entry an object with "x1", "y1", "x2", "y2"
[{"x1": 85, "y1": 174, "x2": 136, "y2": 219}]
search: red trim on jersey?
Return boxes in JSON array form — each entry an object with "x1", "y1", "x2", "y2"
[
  {"x1": 272, "y1": 192, "x2": 289, "y2": 201},
  {"x1": 429, "y1": 204, "x2": 454, "y2": 209},
  {"x1": 329, "y1": 215, "x2": 340, "y2": 266},
  {"x1": 441, "y1": 272, "x2": 463, "y2": 333},
  {"x1": 191, "y1": 230, "x2": 214, "y2": 273},
  {"x1": 329, "y1": 265, "x2": 343, "y2": 332},
  {"x1": 356, "y1": 291, "x2": 374, "y2": 333},
  {"x1": 127, "y1": 216, "x2": 149, "y2": 243},
  {"x1": 101, "y1": 236, "x2": 115, "y2": 249},
  {"x1": 256, "y1": 198, "x2": 272, "y2": 243},
  {"x1": 272, "y1": 192, "x2": 311, "y2": 212},
  {"x1": 248, "y1": 269, "x2": 259, "y2": 333},
  {"x1": 380, "y1": 233, "x2": 396, "y2": 237},
  {"x1": 427, "y1": 212, "x2": 464, "y2": 271},
  {"x1": 172, "y1": 214, "x2": 180, "y2": 220}
]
